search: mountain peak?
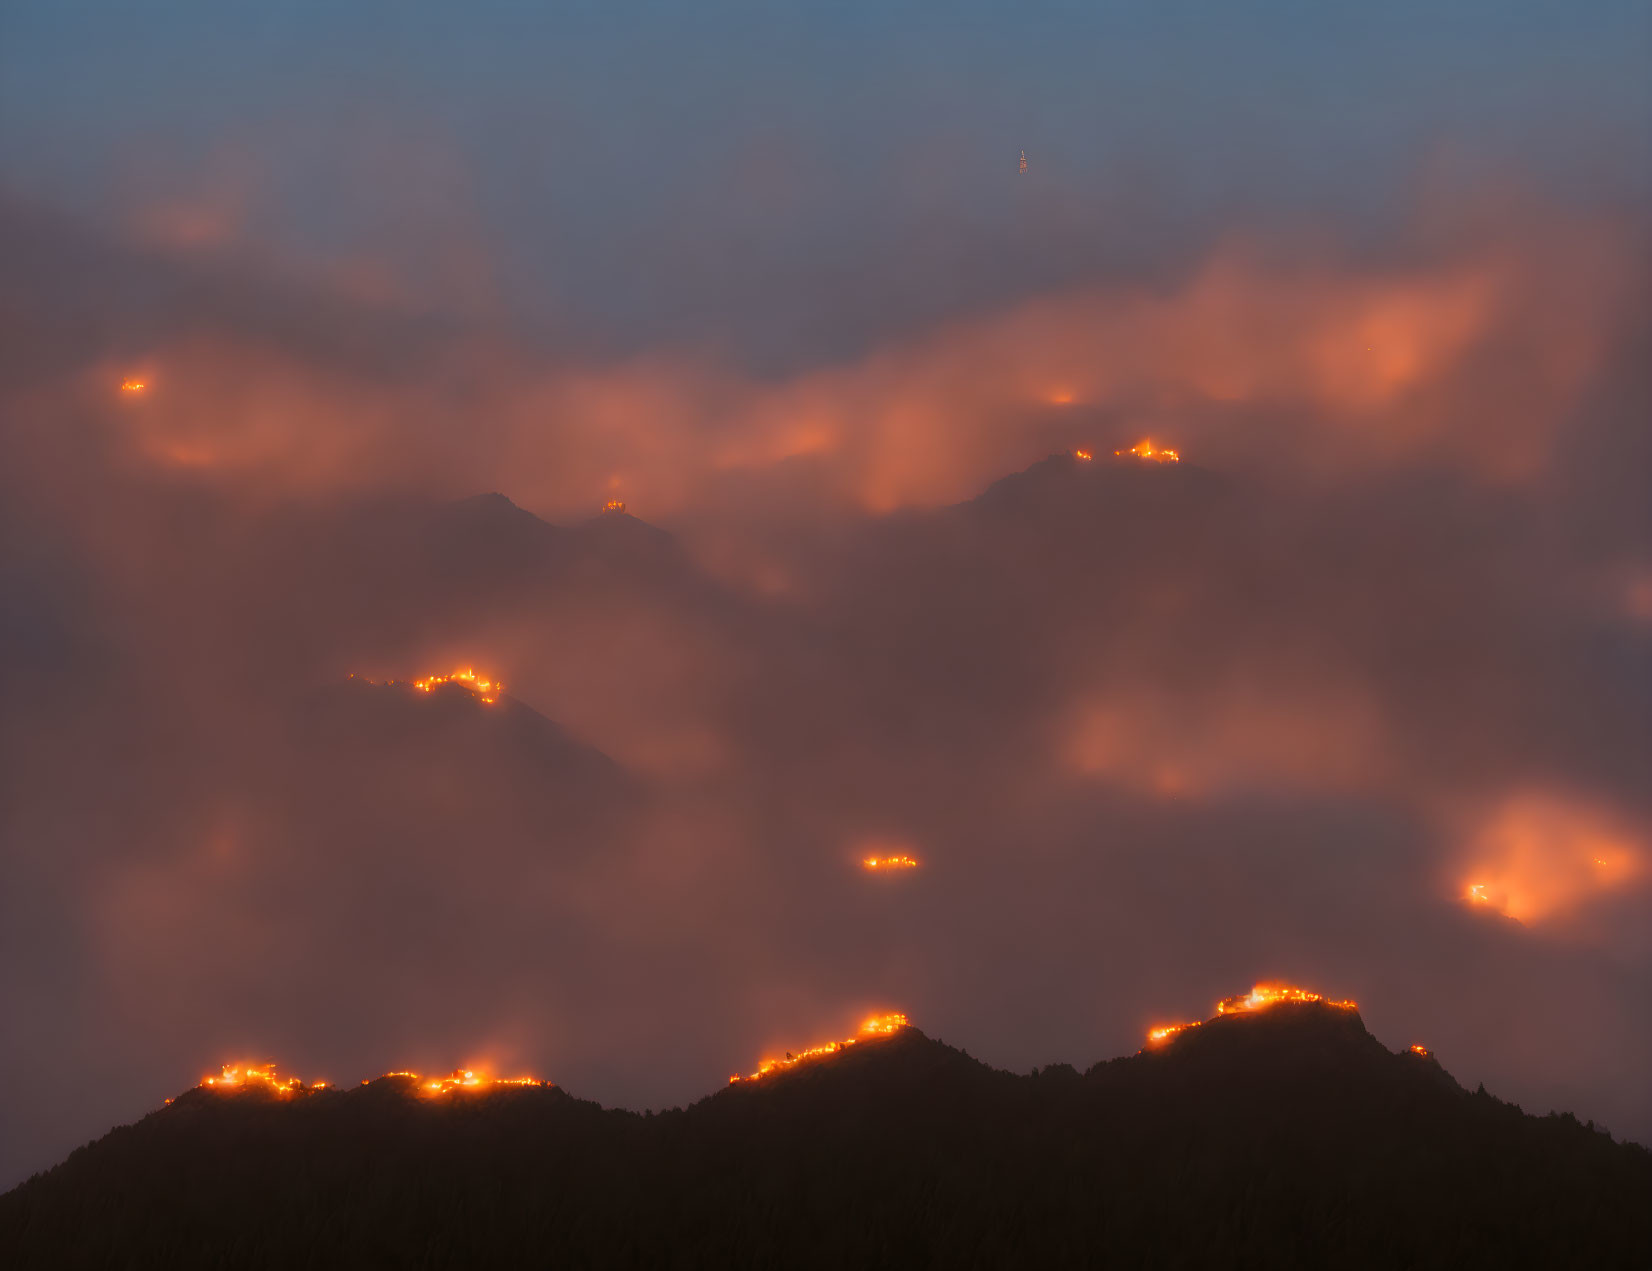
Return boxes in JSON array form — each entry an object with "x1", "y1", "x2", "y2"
[
  {"x1": 1139, "y1": 996, "x2": 1386, "y2": 1071},
  {"x1": 1131, "y1": 984, "x2": 1402, "y2": 1074},
  {"x1": 724, "y1": 1011, "x2": 912, "y2": 1084},
  {"x1": 6, "y1": 1005, "x2": 1647, "y2": 1267},
  {"x1": 1142, "y1": 983, "x2": 1363, "y2": 1049}
]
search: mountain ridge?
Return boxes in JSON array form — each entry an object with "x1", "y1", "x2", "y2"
[{"x1": 5, "y1": 1003, "x2": 1648, "y2": 1267}]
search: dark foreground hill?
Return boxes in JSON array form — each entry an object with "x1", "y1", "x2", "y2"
[{"x1": 3, "y1": 1004, "x2": 1648, "y2": 1269}]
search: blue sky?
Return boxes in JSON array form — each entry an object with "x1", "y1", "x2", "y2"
[{"x1": 4, "y1": 1, "x2": 1646, "y2": 366}]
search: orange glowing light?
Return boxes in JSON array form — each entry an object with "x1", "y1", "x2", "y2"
[
  {"x1": 351, "y1": 667, "x2": 504, "y2": 705},
  {"x1": 729, "y1": 1012, "x2": 909, "y2": 1084},
  {"x1": 414, "y1": 1070, "x2": 549, "y2": 1097},
  {"x1": 198, "y1": 1063, "x2": 322, "y2": 1098},
  {"x1": 862, "y1": 855, "x2": 919, "y2": 871},
  {"x1": 1456, "y1": 795, "x2": 1645, "y2": 924},
  {"x1": 120, "y1": 379, "x2": 147, "y2": 394},
  {"x1": 1145, "y1": 1022, "x2": 1198, "y2": 1045},
  {"x1": 1215, "y1": 985, "x2": 1356, "y2": 1015},
  {"x1": 1114, "y1": 440, "x2": 1179, "y2": 463},
  {"x1": 1143, "y1": 983, "x2": 1356, "y2": 1048},
  {"x1": 603, "y1": 500, "x2": 627, "y2": 513},
  {"x1": 1073, "y1": 449, "x2": 1093, "y2": 461},
  {"x1": 1409, "y1": 1044, "x2": 1432, "y2": 1057},
  {"x1": 197, "y1": 1063, "x2": 549, "y2": 1101}
]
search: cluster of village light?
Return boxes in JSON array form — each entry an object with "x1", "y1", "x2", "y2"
[
  {"x1": 191, "y1": 991, "x2": 1437, "y2": 1108},
  {"x1": 192, "y1": 1018, "x2": 914, "y2": 1104},
  {"x1": 1144, "y1": 983, "x2": 1358, "y2": 1047},
  {"x1": 187, "y1": 1062, "x2": 550, "y2": 1102},
  {"x1": 1072, "y1": 440, "x2": 1181, "y2": 464},
  {"x1": 349, "y1": 668, "x2": 504, "y2": 705},
  {"x1": 862, "y1": 855, "x2": 919, "y2": 871},
  {"x1": 1117, "y1": 440, "x2": 1179, "y2": 462},
  {"x1": 403, "y1": 1070, "x2": 548, "y2": 1096},
  {"x1": 193, "y1": 1063, "x2": 325, "y2": 1099},
  {"x1": 728, "y1": 1013, "x2": 910, "y2": 1084}
]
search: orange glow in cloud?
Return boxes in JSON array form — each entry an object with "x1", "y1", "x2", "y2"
[
  {"x1": 861, "y1": 854, "x2": 919, "y2": 872},
  {"x1": 1063, "y1": 686, "x2": 1385, "y2": 798},
  {"x1": 1623, "y1": 574, "x2": 1652, "y2": 624},
  {"x1": 83, "y1": 218, "x2": 1624, "y2": 521},
  {"x1": 120, "y1": 378, "x2": 147, "y2": 394},
  {"x1": 1457, "y1": 794, "x2": 1645, "y2": 923}
]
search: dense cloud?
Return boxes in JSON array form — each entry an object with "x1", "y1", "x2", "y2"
[
  {"x1": 2, "y1": 2, "x2": 1650, "y2": 1189},
  {"x1": 2, "y1": 182, "x2": 1648, "y2": 1189}
]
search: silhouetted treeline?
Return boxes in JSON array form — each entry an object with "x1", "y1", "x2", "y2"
[{"x1": 3, "y1": 1004, "x2": 1648, "y2": 1268}]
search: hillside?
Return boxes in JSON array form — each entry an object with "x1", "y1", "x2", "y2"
[{"x1": 3, "y1": 1002, "x2": 1648, "y2": 1268}]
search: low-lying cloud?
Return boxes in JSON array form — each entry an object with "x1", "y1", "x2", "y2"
[{"x1": 0, "y1": 188, "x2": 1647, "y2": 1191}]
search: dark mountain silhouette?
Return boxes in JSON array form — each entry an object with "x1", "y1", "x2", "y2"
[{"x1": 4, "y1": 1003, "x2": 1647, "y2": 1268}]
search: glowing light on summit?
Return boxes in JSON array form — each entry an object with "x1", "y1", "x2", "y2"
[
  {"x1": 190, "y1": 1062, "x2": 549, "y2": 1102},
  {"x1": 603, "y1": 500, "x2": 627, "y2": 513},
  {"x1": 1115, "y1": 440, "x2": 1179, "y2": 463},
  {"x1": 411, "y1": 668, "x2": 503, "y2": 703},
  {"x1": 862, "y1": 855, "x2": 919, "y2": 871},
  {"x1": 350, "y1": 668, "x2": 504, "y2": 705},
  {"x1": 1215, "y1": 985, "x2": 1355, "y2": 1015},
  {"x1": 1144, "y1": 983, "x2": 1356, "y2": 1048},
  {"x1": 411, "y1": 1070, "x2": 550, "y2": 1097},
  {"x1": 120, "y1": 379, "x2": 147, "y2": 393},
  {"x1": 197, "y1": 1063, "x2": 325, "y2": 1098},
  {"x1": 1146, "y1": 1022, "x2": 1197, "y2": 1045},
  {"x1": 729, "y1": 1012, "x2": 909, "y2": 1084}
]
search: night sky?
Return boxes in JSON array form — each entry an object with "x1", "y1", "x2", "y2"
[{"x1": 2, "y1": 1, "x2": 1649, "y2": 1185}]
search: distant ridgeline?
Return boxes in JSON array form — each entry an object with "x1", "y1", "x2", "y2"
[{"x1": 3, "y1": 998, "x2": 1649, "y2": 1268}]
